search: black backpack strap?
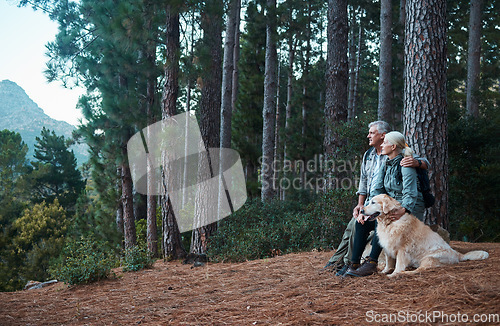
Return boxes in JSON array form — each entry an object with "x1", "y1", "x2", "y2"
[
  {"x1": 363, "y1": 147, "x2": 375, "y2": 164},
  {"x1": 416, "y1": 167, "x2": 431, "y2": 192}
]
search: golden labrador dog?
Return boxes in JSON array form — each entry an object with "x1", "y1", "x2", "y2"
[{"x1": 363, "y1": 194, "x2": 489, "y2": 277}]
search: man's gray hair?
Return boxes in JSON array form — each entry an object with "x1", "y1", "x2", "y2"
[{"x1": 368, "y1": 121, "x2": 390, "y2": 134}]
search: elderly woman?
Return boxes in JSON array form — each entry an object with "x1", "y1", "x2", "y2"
[{"x1": 345, "y1": 131, "x2": 426, "y2": 277}]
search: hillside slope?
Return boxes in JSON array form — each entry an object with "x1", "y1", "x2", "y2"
[
  {"x1": 0, "y1": 80, "x2": 88, "y2": 165},
  {"x1": 0, "y1": 241, "x2": 498, "y2": 325}
]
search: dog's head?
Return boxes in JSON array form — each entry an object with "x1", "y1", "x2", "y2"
[{"x1": 362, "y1": 194, "x2": 400, "y2": 222}]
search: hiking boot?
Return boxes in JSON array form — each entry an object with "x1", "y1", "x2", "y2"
[
  {"x1": 345, "y1": 257, "x2": 378, "y2": 277},
  {"x1": 335, "y1": 263, "x2": 352, "y2": 277},
  {"x1": 323, "y1": 261, "x2": 336, "y2": 270}
]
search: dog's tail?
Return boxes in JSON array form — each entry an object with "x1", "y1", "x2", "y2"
[{"x1": 459, "y1": 250, "x2": 489, "y2": 261}]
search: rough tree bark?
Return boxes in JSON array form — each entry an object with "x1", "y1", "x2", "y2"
[
  {"x1": 352, "y1": 23, "x2": 363, "y2": 118},
  {"x1": 220, "y1": 0, "x2": 239, "y2": 149},
  {"x1": 300, "y1": 4, "x2": 311, "y2": 187},
  {"x1": 231, "y1": 0, "x2": 241, "y2": 114},
  {"x1": 118, "y1": 72, "x2": 136, "y2": 250},
  {"x1": 324, "y1": 0, "x2": 348, "y2": 187},
  {"x1": 144, "y1": 0, "x2": 158, "y2": 258},
  {"x1": 191, "y1": 0, "x2": 223, "y2": 254},
  {"x1": 146, "y1": 78, "x2": 158, "y2": 257},
  {"x1": 393, "y1": 0, "x2": 406, "y2": 128},
  {"x1": 121, "y1": 138, "x2": 136, "y2": 249},
  {"x1": 282, "y1": 37, "x2": 296, "y2": 201},
  {"x1": 274, "y1": 62, "x2": 281, "y2": 199},
  {"x1": 161, "y1": 4, "x2": 186, "y2": 260},
  {"x1": 403, "y1": 0, "x2": 448, "y2": 228},
  {"x1": 378, "y1": 0, "x2": 393, "y2": 123},
  {"x1": 261, "y1": 0, "x2": 278, "y2": 202},
  {"x1": 466, "y1": 0, "x2": 482, "y2": 118},
  {"x1": 348, "y1": 11, "x2": 356, "y2": 120},
  {"x1": 116, "y1": 167, "x2": 124, "y2": 234}
]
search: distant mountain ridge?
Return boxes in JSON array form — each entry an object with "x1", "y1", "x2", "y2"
[{"x1": 0, "y1": 80, "x2": 88, "y2": 165}]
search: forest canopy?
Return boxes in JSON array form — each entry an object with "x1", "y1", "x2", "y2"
[{"x1": 0, "y1": 0, "x2": 497, "y2": 291}]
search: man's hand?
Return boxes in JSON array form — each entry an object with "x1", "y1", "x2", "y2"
[
  {"x1": 356, "y1": 213, "x2": 366, "y2": 225},
  {"x1": 400, "y1": 156, "x2": 419, "y2": 167},
  {"x1": 387, "y1": 206, "x2": 406, "y2": 221},
  {"x1": 353, "y1": 204, "x2": 364, "y2": 218}
]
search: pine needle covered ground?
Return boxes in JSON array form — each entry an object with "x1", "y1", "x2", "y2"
[{"x1": 1, "y1": 241, "x2": 499, "y2": 325}]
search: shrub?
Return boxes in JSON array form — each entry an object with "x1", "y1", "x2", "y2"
[
  {"x1": 11, "y1": 200, "x2": 68, "y2": 287},
  {"x1": 50, "y1": 237, "x2": 117, "y2": 285},
  {"x1": 207, "y1": 189, "x2": 356, "y2": 262},
  {"x1": 448, "y1": 116, "x2": 500, "y2": 242},
  {"x1": 121, "y1": 245, "x2": 154, "y2": 272}
]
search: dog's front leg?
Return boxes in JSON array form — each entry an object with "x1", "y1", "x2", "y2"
[
  {"x1": 381, "y1": 255, "x2": 395, "y2": 274},
  {"x1": 388, "y1": 251, "x2": 409, "y2": 277}
]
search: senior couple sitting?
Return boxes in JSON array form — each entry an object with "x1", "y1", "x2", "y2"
[{"x1": 325, "y1": 121, "x2": 429, "y2": 277}]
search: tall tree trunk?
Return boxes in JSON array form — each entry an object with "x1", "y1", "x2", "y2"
[
  {"x1": 220, "y1": 0, "x2": 239, "y2": 149},
  {"x1": 182, "y1": 10, "x2": 196, "y2": 209},
  {"x1": 191, "y1": 0, "x2": 223, "y2": 254},
  {"x1": 274, "y1": 62, "x2": 282, "y2": 199},
  {"x1": 145, "y1": 0, "x2": 158, "y2": 258},
  {"x1": 301, "y1": 5, "x2": 311, "y2": 187},
  {"x1": 282, "y1": 38, "x2": 296, "y2": 201},
  {"x1": 378, "y1": 0, "x2": 393, "y2": 123},
  {"x1": 352, "y1": 23, "x2": 363, "y2": 117},
  {"x1": 324, "y1": 0, "x2": 348, "y2": 186},
  {"x1": 146, "y1": 160, "x2": 158, "y2": 256},
  {"x1": 116, "y1": 71, "x2": 136, "y2": 250},
  {"x1": 161, "y1": 4, "x2": 185, "y2": 260},
  {"x1": 231, "y1": 0, "x2": 241, "y2": 114},
  {"x1": 219, "y1": 0, "x2": 240, "y2": 222},
  {"x1": 261, "y1": 0, "x2": 278, "y2": 202},
  {"x1": 116, "y1": 166, "x2": 124, "y2": 234},
  {"x1": 394, "y1": 0, "x2": 406, "y2": 129},
  {"x1": 466, "y1": 0, "x2": 482, "y2": 118},
  {"x1": 348, "y1": 13, "x2": 356, "y2": 120},
  {"x1": 404, "y1": 0, "x2": 448, "y2": 228},
  {"x1": 121, "y1": 145, "x2": 136, "y2": 250}
]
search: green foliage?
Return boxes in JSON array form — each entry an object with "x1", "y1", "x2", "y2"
[
  {"x1": 448, "y1": 116, "x2": 500, "y2": 242},
  {"x1": 11, "y1": 200, "x2": 68, "y2": 283},
  {"x1": 121, "y1": 245, "x2": 154, "y2": 272},
  {"x1": 69, "y1": 168, "x2": 122, "y2": 251},
  {"x1": 13, "y1": 200, "x2": 67, "y2": 250},
  {"x1": 0, "y1": 129, "x2": 30, "y2": 225},
  {"x1": 30, "y1": 128, "x2": 85, "y2": 212},
  {"x1": 208, "y1": 189, "x2": 356, "y2": 262},
  {"x1": 50, "y1": 237, "x2": 117, "y2": 285}
]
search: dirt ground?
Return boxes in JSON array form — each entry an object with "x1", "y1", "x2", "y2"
[{"x1": 1, "y1": 241, "x2": 499, "y2": 325}]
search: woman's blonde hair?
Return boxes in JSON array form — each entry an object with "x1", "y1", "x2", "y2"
[{"x1": 384, "y1": 131, "x2": 414, "y2": 157}]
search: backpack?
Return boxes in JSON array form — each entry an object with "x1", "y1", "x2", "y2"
[
  {"x1": 415, "y1": 167, "x2": 436, "y2": 208},
  {"x1": 392, "y1": 161, "x2": 435, "y2": 208},
  {"x1": 365, "y1": 148, "x2": 435, "y2": 208}
]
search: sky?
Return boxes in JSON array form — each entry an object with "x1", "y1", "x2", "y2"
[{"x1": 0, "y1": 0, "x2": 84, "y2": 126}]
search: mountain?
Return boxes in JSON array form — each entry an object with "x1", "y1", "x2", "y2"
[{"x1": 0, "y1": 80, "x2": 88, "y2": 165}]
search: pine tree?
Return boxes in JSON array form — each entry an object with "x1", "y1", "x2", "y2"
[
  {"x1": 261, "y1": 0, "x2": 278, "y2": 201},
  {"x1": 378, "y1": 0, "x2": 393, "y2": 123},
  {"x1": 161, "y1": 2, "x2": 186, "y2": 260},
  {"x1": 31, "y1": 128, "x2": 84, "y2": 212},
  {"x1": 191, "y1": 0, "x2": 224, "y2": 254},
  {"x1": 403, "y1": 0, "x2": 448, "y2": 227},
  {"x1": 0, "y1": 130, "x2": 31, "y2": 291},
  {"x1": 465, "y1": 0, "x2": 483, "y2": 118},
  {"x1": 0, "y1": 130, "x2": 30, "y2": 225},
  {"x1": 324, "y1": 0, "x2": 349, "y2": 184}
]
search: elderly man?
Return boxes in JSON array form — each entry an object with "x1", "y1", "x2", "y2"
[{"x1": 324, "y1": 121, "x2": 428, "y2": 276}]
